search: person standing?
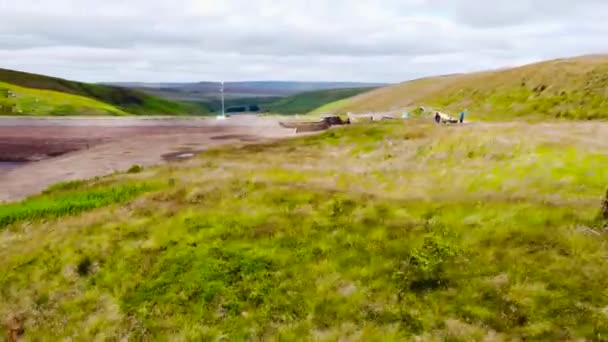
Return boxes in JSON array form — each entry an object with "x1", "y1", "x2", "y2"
[{"x1": 459, "y1": 110, "x2": 466, "y2": 123}]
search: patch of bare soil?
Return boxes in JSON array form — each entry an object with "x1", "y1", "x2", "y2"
[{"x1": 0, "y1": 126, "x2": 221, "y2": 161}]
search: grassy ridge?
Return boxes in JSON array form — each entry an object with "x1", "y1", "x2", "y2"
[
  {"x1": 1, "y1": 121, "x2": 608, "y2": 339},
  {"x1": 0, "y1": 68, "x2": 208, "y2": 115},
  {"x1": 329, "y1": 55, "x2": 608, "y2": 120}
]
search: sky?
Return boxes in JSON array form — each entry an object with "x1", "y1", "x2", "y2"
[{"x1": 0, "y1": 0, "x2": 607, "y2": 83}]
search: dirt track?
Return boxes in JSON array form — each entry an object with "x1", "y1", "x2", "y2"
[{"x1": 0, "y1": 116, "x2": 296, "y2": 202}]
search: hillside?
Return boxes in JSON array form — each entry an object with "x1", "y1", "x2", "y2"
[
  {"x1": 0, "y1": 68, "x2": 207, "y2": 115},
  {"x1": 2, "y1": 120, "x2": 608, "y2": 339},
  {"x1": 329, "y1": 55, "x2": 608, "y2": 120},
  {"x1": 263, "y1": 87, "x2": 377, "y2": 114},
  {"x1": 0, "y1": 81, "x2": 127, "y2": 116},
  {"x1": 110, "y1": 81, "x2": 387, "y2": 102}
]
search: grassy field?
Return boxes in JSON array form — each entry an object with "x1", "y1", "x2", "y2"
[
  {"x1": 0, "y1": 68, "x2": 208, "y2": 115},
  {"x1": 1, "y1": 120, "x2": 608, "y2": 339},
  {"x1": 324, "y1": 55, "x2": 608, "y2": 120}
]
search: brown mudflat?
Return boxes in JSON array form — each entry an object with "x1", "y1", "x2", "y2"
[{"x1": 0, "y1": 116, "x2": 295, "y2": 202}]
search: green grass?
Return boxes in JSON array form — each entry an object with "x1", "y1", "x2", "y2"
[
  {"x1": 0, "y1": 68, "x2": 208, "y2": 115},
  {"x1": 331, "y1": 55, "x2": 608, "y2": 120},
  {"x1": 0, "y1": 181, "x2": 159, "y2": 228},
  {"x1": 1, "y1": 121, "x2": 608, "y2": 339}
]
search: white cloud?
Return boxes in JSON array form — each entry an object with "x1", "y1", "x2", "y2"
[{"x1": 0, "y1": 0, "x2": 607, "y2": 82}]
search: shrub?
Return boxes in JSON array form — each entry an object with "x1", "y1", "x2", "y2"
[
  {"x1": 394, "y1": 233, "x2": 460, "y2": 295},
  {"x1": 127, "y1": 164, "x2": 143, "y2": 174}
]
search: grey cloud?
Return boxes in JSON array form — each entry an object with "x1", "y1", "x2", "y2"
[{"x1": 0, "y1": 0, "x2": 607, "y2": 82}]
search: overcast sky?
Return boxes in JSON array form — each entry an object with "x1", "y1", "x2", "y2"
[{"x1": 0, "y1": 0, "x2": 607, "y2": 83}]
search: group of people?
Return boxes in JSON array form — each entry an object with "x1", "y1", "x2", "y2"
[{"x1": 434, "y1": 110, "x2": 466, "y2": 124}]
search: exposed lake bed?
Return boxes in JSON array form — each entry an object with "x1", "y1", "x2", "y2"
[{"x1": 0, "y1": 116, "x2": 294, "y2": 202}]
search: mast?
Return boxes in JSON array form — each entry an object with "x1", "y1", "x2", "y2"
[{"x1": 217, "y1": 81, "x2": 226, "y2": 120}]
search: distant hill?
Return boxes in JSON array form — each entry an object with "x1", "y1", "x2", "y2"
[
  {"x1": 0, "y1": 68, "x2": 208, "y2": 115},
  {"x1": 199, "y1": 87, "x2": 378, "y2": 115},
  {"x1": 204, "y1": 97, "x2": 281, "y2": 114},
  {"x1": 108, "y1": 81, "x2": 388, "y2": 102},
  {"x1": 326, "y1": 55, "x2": 608, "y2": 120}
]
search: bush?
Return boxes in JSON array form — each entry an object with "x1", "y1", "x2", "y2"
[
  {"x1": 394, "y1": 233, "x2": 460, "y2": 295},
  {"x1": 127, "y1": 164, "x2": 143, "y2": 174}
]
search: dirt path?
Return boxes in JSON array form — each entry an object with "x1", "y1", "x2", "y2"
[{"x1": 0, "y1": 116, "x2": 296, "y2": 202}]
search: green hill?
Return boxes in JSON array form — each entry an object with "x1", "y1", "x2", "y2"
[
  {"x1": 327, "y1": 55, "x2": 608, "y2": 120},
  {"x1": 2, "y1": 121, "x2": 608, "y2": 339},
  {"x1": 0, "y1": 81, "x2": 128, "y2": 116},
  {"x1": 0, "y1": 68, "x2": 208, "y2": 115},
  {"x1": 204, "y1": 96, "x2": 281, "y2": 113}
]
